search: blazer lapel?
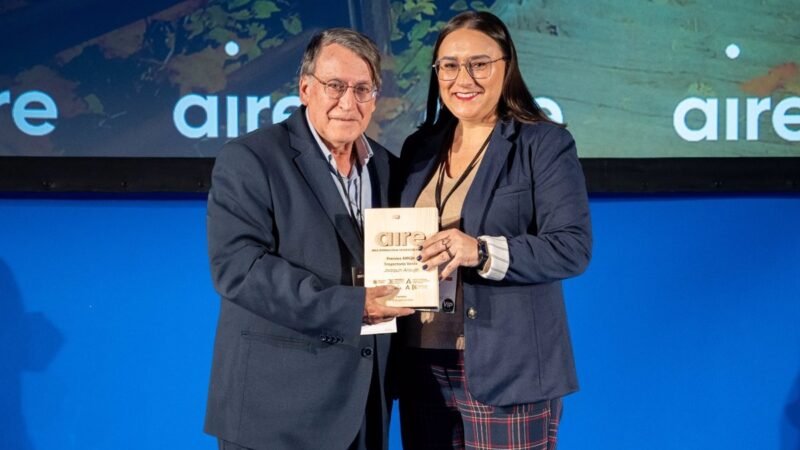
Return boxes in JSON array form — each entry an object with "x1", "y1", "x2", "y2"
[
  {"x1": 401, "y1": 128, "x2": 448, "y2": 208},
  {"x1": 288, "y1": 109, "x2": 364, "y2": 266},
  {"x1": 368, "y1": 142, "x2": 388, "y2": 208},
  {"x1": 462, "y1": 119, "x2": 515, "y2": 236}
]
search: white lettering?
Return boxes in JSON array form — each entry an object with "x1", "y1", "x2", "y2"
[
  {"x1": 272, "y1": 96, "x2": 301, "y2": 124},
  {"x1": 674, "y1": 97, "x2": 718, "y2": 141},
  {"x1": 173, "y1": 94, "x2": 219, "y2": 138},
  {"x1": 1, "y1": 90, "x2": 58, "y2": 136},
  {"x1": 746, "y1": 97, "x2": 770, "y2": 141},
  {"x1": 226, "y1": 96, "x2": 238, "y2": 138},
  {"x1": 535, "y1": 96, "x2": 563, "y2": 123},
  {"x1": 173, "y1": 94, "x2": 299, "y2": 138},
  {"x1": 725, "y1": 98, "x2": 738, "y2": 141},
  {"x1": 246, "y1": 96, "x2": 271, "y2": 132},
  {"x1": 675, "y1": 96, "x2": 800, "y2": 142},
  {"x1": 772, "y1": 97, "x2": 800, "y2": 141}
]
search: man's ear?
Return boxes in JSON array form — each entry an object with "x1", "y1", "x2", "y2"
[{"x1": 298, "y1": 76, "x2": 310, "y2": 106}]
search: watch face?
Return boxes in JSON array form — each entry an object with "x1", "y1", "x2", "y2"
[{"x1": 477, "y1": 239, "x2": 488, "y2": 266}]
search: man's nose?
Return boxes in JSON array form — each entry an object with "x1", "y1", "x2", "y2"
[{"x1": 337, "y1": 87, "x2": 357, "y2": 109}]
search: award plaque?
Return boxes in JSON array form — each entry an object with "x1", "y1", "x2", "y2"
[{"x1": 364, "y1": 207, "x2": 439, "y2": 310}]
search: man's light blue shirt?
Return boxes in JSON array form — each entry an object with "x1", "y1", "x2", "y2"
[{"x1": 305, "y1": 109, "x2": 373, "y2": 232}]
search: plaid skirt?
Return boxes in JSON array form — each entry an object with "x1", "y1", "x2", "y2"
[{"x1": 397, "y1": 349, "x2": 562, "y2": 450}]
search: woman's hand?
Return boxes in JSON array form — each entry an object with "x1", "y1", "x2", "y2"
[{"x1": 418, "y1": 229, "x2": 480, "y2": 280}]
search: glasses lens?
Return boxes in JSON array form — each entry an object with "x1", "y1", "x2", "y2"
[
  {"x1": 468, "y1": 60, "x2": 493, "y2": 79},
  {"x1": 437, "y1": 62, "x2": 459, "y2": 80},
  {"x1": 316, "y1": 76, "x2": 376, "y2": 102},
  {"x1": 324, "y1": 80, "x2": 346, "y2": 98},
  {"x1": 352, "y1": 85, "x2": 370, "y2": 102}
]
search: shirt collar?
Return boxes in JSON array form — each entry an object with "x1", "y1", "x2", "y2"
[{"x1": 305, "y1": 108, "x2": 373, "y2": 172}]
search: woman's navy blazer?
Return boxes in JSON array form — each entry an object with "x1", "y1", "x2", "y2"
[{"x1": 397, "y1": 117, "x2": 592, "y2": 405}]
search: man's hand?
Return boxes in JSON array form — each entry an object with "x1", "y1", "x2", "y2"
[{"x1": 363, "y1": 285, "x2": 415, "y2": 324}]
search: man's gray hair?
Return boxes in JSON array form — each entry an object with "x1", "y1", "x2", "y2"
[{"x1": 299, "y1": 28, "x2": 382, "y2": 90}]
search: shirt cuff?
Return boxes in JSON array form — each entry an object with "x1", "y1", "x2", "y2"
[{"x1": 477, "y1": 235, "x2": 509, "y2": 280}]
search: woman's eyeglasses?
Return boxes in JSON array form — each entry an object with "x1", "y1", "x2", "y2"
[{"x1": 433, "y1": 57, "x2": 506, "y2": 81}]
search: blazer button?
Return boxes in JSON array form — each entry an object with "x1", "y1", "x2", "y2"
[
  {"x1": 467, "y1": 307, "x2": 478, "y2": 320},
  {"x1": 361, "y1": 347, "x2": 373, "y2": 358}
]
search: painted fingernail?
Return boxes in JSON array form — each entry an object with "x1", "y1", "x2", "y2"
[
  {"x1": 416, "y1": 255, "x2": 422, "y2": 261},
  {"x1": 422, "y1": 264, "x2": 428, "y2": 270},
  {"x1": 418, "y1": 245, "x2": 423, "y2": 251}
]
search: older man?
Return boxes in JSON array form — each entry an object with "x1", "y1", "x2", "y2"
[{"x1": 204, "y1": 29, "x2": 414, "y2": 450}]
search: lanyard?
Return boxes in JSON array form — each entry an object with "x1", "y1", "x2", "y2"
[
  {"x1": 434, "y1": 132, "x2": 492, "y2": 226},
  {"x1": 332, "y1": 162, "x2": 363, "y2": 239}
]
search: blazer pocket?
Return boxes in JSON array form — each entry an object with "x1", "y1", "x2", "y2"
[
  {"x1": 485, "y1": 184, "x2": 534, "y2": 235},
  {"x1": 241, "y1": 330, "x2": 315, "y2": 353},
  {"x1": 493, "y1": 182, "x2": 531, "y2": 197}
]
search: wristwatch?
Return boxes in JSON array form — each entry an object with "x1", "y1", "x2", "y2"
[{"x1": 476, "y1": 238, "x2": 489, "y2": 270}]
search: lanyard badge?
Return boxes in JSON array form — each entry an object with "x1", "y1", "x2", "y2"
[{"x1": 439, "y1": 272, "x2": 457, "y2": 314}]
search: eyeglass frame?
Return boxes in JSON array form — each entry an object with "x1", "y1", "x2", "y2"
[
  {"x1": 308, "y1": 73, "x2": 378, "y2": 103},
  {"x1": 432, "y1": 56, "x2": 507, "y2": 81}
]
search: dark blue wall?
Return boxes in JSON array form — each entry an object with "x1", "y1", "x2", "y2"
[{"x1": 1, "y1": 195, "x2": 798, "y2": 450}]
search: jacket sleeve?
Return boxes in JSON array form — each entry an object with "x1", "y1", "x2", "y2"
[
  {"x1": 206, "y1": 141, "x2": 365, "y2": 339},
  {"x1": 503, "y1": 125, "x2": 593, "y2": 284}
]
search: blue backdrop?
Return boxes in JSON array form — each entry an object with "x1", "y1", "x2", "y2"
[{"x1": 1, "y1": 195, "x2": 799, "y2": 449}]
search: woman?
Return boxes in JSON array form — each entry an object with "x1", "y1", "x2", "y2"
[{"x1": 394, "y1": 11, "x2": 592, "y2": 450}]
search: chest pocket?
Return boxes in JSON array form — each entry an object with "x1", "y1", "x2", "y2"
[{"x1": 484, "y1": 183, "x2": 533, "y2": 236}]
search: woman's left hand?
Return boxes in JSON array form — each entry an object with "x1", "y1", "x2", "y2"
[{"x1": 418, "y1": 229, "x2": 480, "y2": 280}]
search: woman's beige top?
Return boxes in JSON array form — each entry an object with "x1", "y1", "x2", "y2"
[{"x1": 401, "y1": 155, "x2": 484, "y2": 350}]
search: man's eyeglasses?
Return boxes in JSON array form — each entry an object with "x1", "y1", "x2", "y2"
[
  {"x1": 432, "y1": 57, "x2": 506, "y2": 81},
  {"x1": 309, "y1": 74, "x2": 378, "y2": 103}
]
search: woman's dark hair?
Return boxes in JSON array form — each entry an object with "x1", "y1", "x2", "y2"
[{"x1": 421, "y1": 11, "x2": 558, "y2": 130}]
